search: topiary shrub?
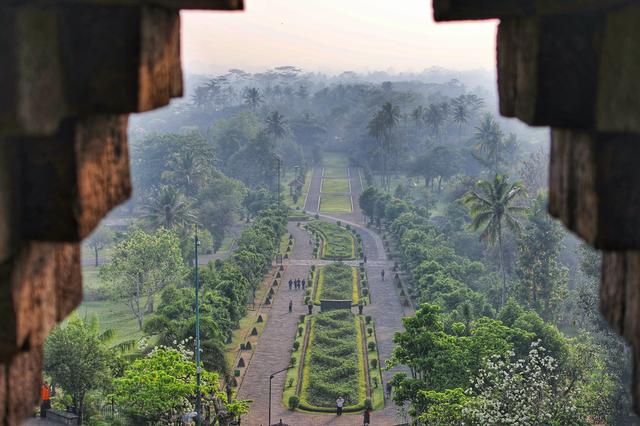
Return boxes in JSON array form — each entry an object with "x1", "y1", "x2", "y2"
[
  {"x1": 361, "y1": 279, "x2": 367, "y2": 287},
  {"x1": 257, "y1": 314, "x2": 264, "y2": 323},
  {"x1": 290, "y1": 356, "x2": 297, "y2": 366},
  {"x1": 245, "y1": 341, "x2": 252, "y2": 350},
  {"x1": 288, "y1": 378, "x2": 294, "y2": 388},
  {"x1": 314, "y1": 214, "x2": 320, "y2": 219},
  {"x1": 346, "y1": 224, "x2": 351, "y2": 230},
  {"x1": 265, "y1": 298, "x2": 271, "y2": 305},
  {"x1": 368, "y1": 341, "x2": 376, "y2": 351},
  {"x1": 370, "y1": 359, "x2": 378, "y2": 369},
  {"x1": 367, "y1": 327, "x2": 373, "y2": 337},
  {"x1": 234, "y1": 369, "x2": 240, "y2": 377},
  {"x1": 365, "y1": 315, "x2": 372, "y2": 324},
  {"x1": 372, "y1": 377, "x2": 378, "y2": 388},
  {"x1": 336, "y1": 220, "x2": 342, "y2": 226},
  {"x1": 288, "y1": 395, "x2": 300, "y2": 410},
  {"x1": 362, "y1": 288, "x2": 368, "y2": 297},
  {"x1": 298, "y1": 326, "x2": 304, "y2": 337},
  {"x1": 251, "y1": 327, "x2": 258, "y2": 336},
  {"x1": 304, "y1": 296, "x2": 310, "y2": 305},
  {"x1": 237, "y1": 357, "x2": 245, "y2": 367},
  {"x1": 293, "y1": 340, "x2": 300, "y2": 351},
  {"x1": 240, "y1": 343, "x2": 246, "y2": 350},
  {"x1": 364, "y1": 398, "x2": 372, "y2": 410},
  {"x1": 299, "y1": 315, "x2": 306, "y2": 322}
]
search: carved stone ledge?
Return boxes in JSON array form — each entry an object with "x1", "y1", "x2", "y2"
[
  {"x1": 20, "y1": 115, "x2": 131, "y2": 242},
  {"x1": 549, "y1": 129, "x2": 640, "y2": 250}
]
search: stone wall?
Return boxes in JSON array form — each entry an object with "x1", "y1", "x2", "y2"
[
  {"x1": 0, "y1": 1, "x2": 243, "y2": 423},
  {"x1": 433, "y1": 0, "x2": 640, "y2": 413}
]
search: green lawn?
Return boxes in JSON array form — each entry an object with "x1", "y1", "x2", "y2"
[
  {"x1": 76, "y1": 299, "x2": 147, "y2": 346},
  {"x1": 299, "y1": 310, "x2": 366, "y2": 411},
  {"x1": 322, "y1": 152, "x2": 350, "y2": 169},
  {"x1": 322, "y1": 168, "x2": 348, "y2": 178},
  {"x1": 314, "y1": 263, "x2": 358, "y2": 304},
  {"x1": 319, "y1": 194, "x2": 352, "y2": 213},
  {"x1": 321, "y1": 178, "x2": 350, "y2": 193},
  {"x1": 307, "y1": 221, "x2": 355, "y2": 259}
]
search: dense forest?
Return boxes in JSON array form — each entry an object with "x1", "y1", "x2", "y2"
[{"x1": 43, "y1": 67, "x2": 636, "y2": 425}]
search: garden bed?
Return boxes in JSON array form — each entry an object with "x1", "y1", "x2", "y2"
[
  {"x1": 306, "y1": 221, "x2": 355, "y2": 260},
  {"x1": 319, "y1": 194, "x2": 352, "y2": 213},
  {"x1": 322, "y1": 167, "x2": 348, "y2": 178},
  {"x1": 321, "y1": 178, "x2": 350, "y2": 193},
  {"x1": 313, "y1": 263, "x2": 359, "y2": 305},
  {"x1": 298, "y1": 310, "x2": 367, "y2": 412}
]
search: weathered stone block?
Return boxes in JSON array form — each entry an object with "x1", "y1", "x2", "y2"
[
  {"x1": 549, "y1": 129, "x2": 640, "y2": 249},
  {"x1": 0, "y1": 242, "x2": 80, "y2": 362},
  {"x1": 5, "y1": 345, "x2": 43, "y2": 425},
  {"x1": 58, "y1": 4, "x2": 183, "y2": 113},
  {"x1": 433, "y1": 0, "x2": 628, "y2": 21},
  {"x1": 20, "y1": 115, "x2": 131, "y2": 242},
  {"x1": 497, "y1": 15, "x2": 601, "y2": 127}
]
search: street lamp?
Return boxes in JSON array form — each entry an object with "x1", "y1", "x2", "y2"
[
  {"x1": 194, "y1": 226, "x2": 202, "y2": 426},
  {"x1": 268, "y1": 366, "x2": 292, "y2": 426},
  {"x1": 273, "y1": 154, "x2": 282, "y2": 210}
]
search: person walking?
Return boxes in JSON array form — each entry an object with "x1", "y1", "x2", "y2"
[
  {"x1": 301, "y1": 279, "x2": 306, "y2": 290},
  {"x1": 336, "y1": 396, "x2": 345, "y2": 416},
  {"x1": 364, "y1": 255, "x2": 367, "y2": 263},
  {"x1": 40, "y1": 381, "x2": 51, "y2": 418},
  {"x1": 363, "y1": 407, "x2": 371, "y2": 425},
  {"x1": 385, "y1": 382, "x2": 392, "y2": 399},
  {"x1": 288, "y1": 279, "x2": 293, "y2": 290},
  {"x1": 289, "y1": 299, "x2": 293, "y2": 313},
  {"x1": 381, "y1": 269, "x2": 385, "y2": 281}
]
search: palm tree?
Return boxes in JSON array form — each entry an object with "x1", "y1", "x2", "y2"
[
  {"x1": 376, "y1": 102, "x2": 401, "y2": 191},
  {"x1": 424, "y1": 104, "x2": 445, "y2": 143},
  {"x1": 142, "y1": 185, "x2": 197, "y2": 230},
  {"x1": 161, "y1": 150, "x2": 208, "y2": 196},
  {"x1": 411, "y1": 106, "x2": 425, "y2": 133},
  {"x1": 243, "y1": 87, "x2": 263, "y2": 112},
  {"x1": 367, "y1": 111, "x2": 386, "y2": 188},
  {"x1": 461, "y1": 174, "x2": 526, "y2": 306},
  {"x1": 452, "y1": 102, "x2": 469, "y2": 137},
  {"x1": 474, "y1": 113, "x2": 504, "y2": 173},
  {"x1": 265, "y1": 111, "x2": 289, "y2": 140}
]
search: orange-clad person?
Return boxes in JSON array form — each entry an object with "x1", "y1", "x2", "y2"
[{"x1": 40, "y1": 382, "x2": 51, "y2": 418}]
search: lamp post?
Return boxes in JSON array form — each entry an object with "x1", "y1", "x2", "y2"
[
  {"x1": 194, "y1": 226, "x2": 202, "y2": 426},
  {"x1": 268, "y1": 366, "x2": 292, "y2": 426},
  {"x1": 273, "y1": 155, "x2": 282, "y2": 210}
]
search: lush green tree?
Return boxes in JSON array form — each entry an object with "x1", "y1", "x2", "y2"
[
  {"x1": 114, "y1": 346, "x2": 249, "y2": 424},
  {"x1": 142, "y1": 185, "x2": 197, "y2": 230},
  {"x1": 515, "y1": 194, "x2": 568, "y2": 321},
  {"x1": 265, "y1": 110, "x2": 289, "y2": 140},
  {"x1": 473, "y1": 113, "x2": 504, "y2": 174},
  {"x1": 461, "y1": 174, "x2": 526, "y2": 306},
  {"x1": 424, "y1": 103, "x2": 446, "y2": 143},
  {"x1": 44, "y1": 315, "x2": 114, "y2": 423},
  {"x1": 85, "y1": 225, "x2": 114, "y2": 267},
  {"x1": 100, "y1": 228, "x2": 187, "y2": 329},
  {"x1": 243, "y1": 87, "x2": 263, "y2": 112},
  {"x1": 161, "y1": 149, "x2": 211, "y2": 197}
]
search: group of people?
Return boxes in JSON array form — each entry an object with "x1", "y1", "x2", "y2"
[{"x1": 288, "y1": 278, "x2": 305, "y2": 290}]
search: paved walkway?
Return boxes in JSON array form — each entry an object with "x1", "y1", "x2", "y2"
[{"x1": 239, "y1": 166, "x2": 409, "y2": 426}]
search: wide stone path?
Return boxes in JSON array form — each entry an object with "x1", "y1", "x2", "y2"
[{"x1": 239, "y1": 166, "x2": 409, "y2": 426}]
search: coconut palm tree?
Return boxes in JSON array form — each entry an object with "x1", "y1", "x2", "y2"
[
  {"x1": 424, "y1": 103, "x2": 445, "y2": 144},
  {"x1": 142, "y1": 185, "x2": 197, "y2": 230},
  {"x1": 411, "y1": 105, "x2": 425, "y2": 133},
  {"x1": 461, "y1": 174, "x2": 526, "y2": 306},
  {"x1": 162, "y1": 150, "x2": 209, "y2": 196},
  {"x1": 452, "y1": 101, "x2": 469, "y2": 137},
  {"x1": 243, "y1": 87, "x2": 263, "y2": 112},
  {"x1": 474, "y1": 113, "x2": 504, "y2": 174},
  {"x1": 265, "y1": 111, "x2": 289, "y2": 140},
  {"x1": 368, "y1": 111, "x2": 386, "y2": 188}
]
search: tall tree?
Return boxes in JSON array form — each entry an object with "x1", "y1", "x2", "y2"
[
  {"x1": 451, "y1": 100, "x2": 469, "y2": 137},
  {"x1": 461, "y1": 174, "x2": 526, "y2": 306},
  {"x1": 473, "y1": 113, "x2": 504, "y2": 174},
  {"x1": 243, "y1": 87, "x2": 263, "y2": 112},
  {"x1": 100, "y1": 228, "x2": 187, "y2": 329},
  {"x1": 515, "y1": 194, "x2": 568, "y2": 321},
  {"x1": 424, "y1": 103, "x2": 446, "y2": 144},
  {"x1": 142, "y1": 185, "x2": 197, "y2": 230},
  {"x1": 85, "y1": 225, "x2": 114, "y2": 267},
  {"x1": 44, "y1": 315, "x2": 114, "y2": 423},
  {"x1": 265, "y1": 111, "x2": 289, "y2": 140}
]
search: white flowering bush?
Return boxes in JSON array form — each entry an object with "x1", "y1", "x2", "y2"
[{"x1": 462, "y1": 340, "x2": 587, "y2": 426}]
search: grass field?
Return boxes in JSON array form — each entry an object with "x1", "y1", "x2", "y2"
[
  {"x1": 322, "y1": 152, "x2": 350, "y2": 168},
  {"x1": 300, "y1": 310, "x2": 366, "y2": 410},
  {"x1": 314, "y1": 263, "x2": 358, "y2": 304},
  {"x1": 319, "y1": 194, "x2": 352, "y2": 213},
  {"x1": 322, "y1": 168, "x2": 348, "y2": 178},
  {"x1": 307, "y1": 221, "x2": 355, "y2": 259},
  {"x1": 321, "y1": 178, "x2": 350, "y2": 193},
  {"x1": 77, "y1": 298, "x2": 148, "y2": 346}
]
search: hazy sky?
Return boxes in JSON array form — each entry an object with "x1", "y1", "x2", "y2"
[{"x1": 181, "y1": 0, "x2": 497, "y2": 75}]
